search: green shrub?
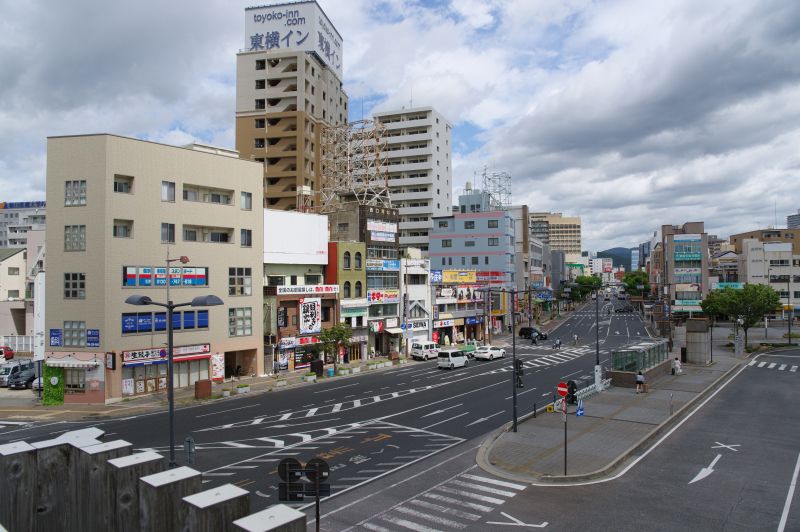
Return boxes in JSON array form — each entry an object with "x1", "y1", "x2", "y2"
[{"x1": 42, "y1": 366, "x2": 64, "y2": 406}]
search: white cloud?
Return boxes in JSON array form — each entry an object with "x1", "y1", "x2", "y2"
[{"x1": 0, "y1": 0, "x2": 797, "y2": 251}]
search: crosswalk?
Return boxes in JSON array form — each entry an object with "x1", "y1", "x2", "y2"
[
  {"x1": 485, "y1": 346, "x2": 607, "y2": 375},
  {"x1": 747, "y1": 360, "x2": 798, "y2": 372},
  {"x1": 358, "y1": 470, "x2": 526, "y2": 530},
  {"x1": 0, "y1": 420, "x2": 31, "y2": 430}
]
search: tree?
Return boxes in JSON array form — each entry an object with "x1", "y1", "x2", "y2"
[
  {"x1": 623, "y1": 271, "x2": 650, "y2": 296},
  {"x1": 574, "y1": 275, "x2": 601, "y2": 300},
  {"x1": 317, "y1": 322, "x2": 353, "y2": 373},
  {"x1": 702, "y1": 285, "x2": 780, "y2": 348}
]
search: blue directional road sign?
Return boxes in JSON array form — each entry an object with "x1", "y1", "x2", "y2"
[{"x1": 576, "y1": 399, "x2": 585, "y2": 416}]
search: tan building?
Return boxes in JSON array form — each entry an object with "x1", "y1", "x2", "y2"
[
  {"x1": 236, "y1": 2, "x2": 348, "y2": 211},
  {"x1": 729, "y1": 228, "x2": 800, "y2": 255},
  {"x1": 529, "y1": 212, "x2": 581, "y2": 255},
  {"x1": 45, "y1": 134, "x2": 264, "y2": 404}
]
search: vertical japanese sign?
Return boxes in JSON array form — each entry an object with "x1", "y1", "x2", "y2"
[{"x1": 299, "y1": 298, "x2": 322, "y2": 334}]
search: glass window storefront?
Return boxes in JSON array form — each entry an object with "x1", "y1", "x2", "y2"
[{"x1": 122, "y1": 358, "x2": 209, "y2": 396}]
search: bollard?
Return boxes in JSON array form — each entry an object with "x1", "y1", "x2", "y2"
[
  {"x1": 670, "y1": 393, "x2": 674, "y2": 416},
  {"x1": 533, "y1": 402, "x2": 537, "y2": 418}
]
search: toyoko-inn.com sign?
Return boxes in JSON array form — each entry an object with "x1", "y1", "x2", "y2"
[{"x1": 245, "y1": 2, "x2": 343, "y2": 79}]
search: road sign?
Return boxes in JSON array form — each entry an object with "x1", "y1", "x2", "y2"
[
  {"x1": 576, "y1": 399, "x2": 584, "y2": 416},
  {"x1": 400, "y1": 323, "x2": 406, "y2": 330},
  {"x1": 557, "y1": 382, "x2": 568, "y2": 397},
  {"x1": 278, "y1": 457, "x2": 303, "y2": 481},
  {"x1": 561, "y1": 396, "x2": 567, "y2": 422},
  {"x1": 305, "y1": 458, "x2": 330, "y2": 483}
]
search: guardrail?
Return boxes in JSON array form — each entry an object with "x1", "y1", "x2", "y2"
[{"x1": 554, "y1": 378, "x2": 611, "y2": 410}]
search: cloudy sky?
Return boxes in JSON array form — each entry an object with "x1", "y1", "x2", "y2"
[{"x1": 1, "y1": 0, "x2": 798, "y2": 251}]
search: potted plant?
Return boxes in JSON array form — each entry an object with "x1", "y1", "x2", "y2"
[
  {"x1": 338, "y1": 365, "x2": 351, "y2": 376},
  {"x1": 350, "y1": 365, "x2": 361, "y2": 374},
  {"x1": 304, "y1": 372, "x2": 317, "y2": 383},
  {"x1": 236, "y1": 383, "x2": 250, "y2": 394},
  {"x1": 222, "y1": 388, "x2": 231, "y2": 398}
]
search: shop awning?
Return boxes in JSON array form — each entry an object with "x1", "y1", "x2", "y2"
[
  {"x1": 385, "y1": 327, "x2": 404, "y2": 335},
  {"x1": 46, "y1": 356, "x2": 100, "y2": 368}
]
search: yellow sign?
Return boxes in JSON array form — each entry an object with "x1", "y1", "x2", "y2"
[{"x1": 442, "y1": 270, "x2": 477, "y2": 284}]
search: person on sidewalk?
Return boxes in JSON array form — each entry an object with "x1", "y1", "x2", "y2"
[
  {"x1": 635, "y1": 371, "x2": 645, "y2": 393},
  {"x1": 674, "y1": 357, "x2": 682, "y2": 375},
  {"x1": 530, "y1": 334, "x2": 537, "y2": 346}
]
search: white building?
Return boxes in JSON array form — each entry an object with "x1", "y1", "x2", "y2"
[
  {"x1": 373, "y1": 107, "x2": 453, "y2": 255},
  {"x1": 739, "y1": 239, "x2": 798, "y2": 319},
  {"x1": 399, "y1": 250, "x2": 432, "y2": 353},
  {"x1": 0, "y1": 201, "x2": 46, "y2": 248}
]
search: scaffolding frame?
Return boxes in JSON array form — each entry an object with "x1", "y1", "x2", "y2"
[
  {"x1": 319, "y1": 119, "x2": 391, "y2": 213},
  {"x1": 481, "y1": 167, "x2": 511, "y2": 211}
]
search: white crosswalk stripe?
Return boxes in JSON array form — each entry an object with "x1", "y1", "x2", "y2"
[
  {"x1": 750, "y1": 360, "x2": 800, "y2": 373},
  {"x1": 361, "y1": 472, "x2": 527, "y2": 530}
]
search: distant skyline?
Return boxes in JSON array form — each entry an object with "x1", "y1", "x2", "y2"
[{"x1": 1, "y1": 0, "x2": 798, "y2": 250}]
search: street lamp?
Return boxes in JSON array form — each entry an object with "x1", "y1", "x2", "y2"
[{"x1": 125, "y1": 293, "x2": 223, "y2": 468}]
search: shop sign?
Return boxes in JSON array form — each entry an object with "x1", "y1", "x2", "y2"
[
  {"x1": 466, "y1": 316, "x2": 483, "y2": 325},
  {"x1": 299, "y1": 297, "x2": 322, "y2": 334},
  {"x1": 340, "y1": 306, "x2": 368, "y2": 317},
  {"x1": 277, "y1": 285, "x2": 339, "y2": 295},
  {"x1": 456, "y1": 285, "x2": 481, "y2": 302},
  {"x1": 369, "y1": 320, "x2": 384, "y2": 333},
  {"x1": 430, "y1": 270, "x2": 443, "y2": 283},
  {"x1": 277, "y1": 351, "x2": 289, "y2": 371},
  {"x1": 367, "y1": 219, "x2": 398, "y2": 233},
  {"x1": 86, "y1": 329, "x2": 100, "y2": 348},
  {"x1": 277, "y1": 306, "x2": 288, "y2": 328},
  {"x1": 409, "y1": 320, "x2": 428, "y2": 330},
  {"x1": 367, "y1": 289, "x2": 400, "y2": 303},
  {"x1": 297, "y1": 336, "x2": 320, "y2": 345},
  {"x1": 673, "y1": 234, "x2": 702, "y2": 242},
  {"x1": 674, "y1": 252, "x2": 702, "y2": 261},
  {"x1": 713, "y1": 282, "x2": 743, "y2": 289},
  {"x1": 674, "y1": 300, "x2": 702, "y2": 306},
  {"x1": 442, "y1": 270, "x2": 477, "y2": 284},
  {"x1": 366, "y1": 259, "x2": 400, "y2": 271},
  {"x1": 434, "y1": 319, "x2": 454, "y2": 328},
  {"x1": 123, "y1": 265, "x2": 208, "y2": 287},
  {"x1": 49, "y1": 328, "x2": 62, "y2": 347},
  {"x1": 211, "y1": 353, "x2": 225, "y2": 382},
  {"x1": 674, "y1": 268, "x2": 701, "y2": 275},
  {"x1": 122, "y1": 343, "x2": 211, "y2": 364},
  {"x1": 385, "y1": 318, "x2": 398, "y2": 328},
  {"x1": 405, "y1": 259, "x2": 427, "y2": 268},
  {"x1": 122, "y1": 379, "x2": 135, "y2": 396},
  {"x1": 453, "y1": 318, "x2": 465, "y2": 326},
  {"x1": 370, "y1": 231, "x2": 396, "y2": 243},
  {"x1": 279, "y1": 337, "x2": 296, "y2": 348},
  {"x1": 437, "y1": 287, "x2": 456, "y2": 298}
]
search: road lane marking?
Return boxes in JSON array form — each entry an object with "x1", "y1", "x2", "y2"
[
  {"x1": 408, "y1": 499, "x2": 482, "y2": 521},
  {"x1": 420, "y1": 412, "x2": 469, "y2": 430},
  {"x1": 758, "y1": 361, "x2": 767, "y2": 368},
  {"x1": 380, "y1": 515, "x2": 439, "y2": 531},
  {"x1": 436, "y1": 486, "x2": 504, "y2": 505},
  {"x1": 769, "y1": 362, "x2": 777, "y2": 369},
  {"x1": 393, "y1": 505, "x2": 467, "y2": 529},
  {"x1": 256, "y1": 438, "x2": 284, "y2": 447},
  {"x1": 466, "y1": 411, "x2": 504, "y2": 427},
  {"x1": 312, "y1": 382, "x2": 359, "y2": 393},
  {"x1": 561, "y1": 369, "x2": 582, "y2": 379},
  {"x1": 332, "y1": 403, "x2": 342, "y2": 412},
  {"x1": 420, "y1": 403, "x2": 464, "y2": 418},
  {"x1": 305, "y1": 408, "x2": 318, "y2": 417},
  {"x1": 195, "y1": 404, "x2": 259, "y2": 418},
  {"x1": 779, "y1": 364, "x2": 787, "y2": 371},
  {"x1": 459, "y1": 474, "x2": 526, "y2": 490},
  {"x1": 505, "y1": 388, "x2": 537, "y2": 400},
  {"x1": 449, "y1": 479, "x2": 517, "y2": 497},
  {"x1": 279, "y1": 413, "x2": 292, "y2": 421},
  {"x1": 791, "y1": 366, "x2": 798, "y2": 372},
  {"x1": 422, "y1": 492, "x2": 493, "y2": 513},
  {"x1": 778, "y1": 451, "x2": 800, "y2": 532}
]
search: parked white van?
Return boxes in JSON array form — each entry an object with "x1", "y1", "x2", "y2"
[
  {"x1": 437, "y1": 347, "x2": 468, "y2": 370},
  {"x1": 411, "y1": 341, "x2": 439, "y2": 361}
]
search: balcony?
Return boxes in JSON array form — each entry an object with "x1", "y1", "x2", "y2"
[
  {"x1": 399, "y1": 220, "x2": 432, "y2": 230},
  {"x1": 380, "y1": 162, "x2": 431, "y2": 173},
  {"x1": 389, "y1": 191, "x2": 431, "y2": 202},
  {"x1": 386, "y1": 176, "x2": 434, "y2": 187},
  {"x1": 397, "y1": 205, "x2": 432, "y2": 215}
]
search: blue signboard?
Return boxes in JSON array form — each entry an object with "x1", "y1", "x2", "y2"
[
  {"x1": 198, "y1": 310, "x2": 209, "y2": 328},
  {"x1": 154, "y1": 312, "x2": 167, "y2": 331},
  {"x1": 137, "y1": 313, "x2": 153, "y2": 333},
  {"x1": 86, "y1": 329, "x2": 100, "y2": 348},
  {"x1": 536, "y1": 291, "x2": 554, "y2": 301},
  {"x1": 466, "y1": 316, "x2": 483, "y2": 325},
  {"x1": 122, "y1": 314, "x2": 137, "y2": 333},
  {"x1": 184, "y1": 311, "x2": 196, "y2": 329},
  {"x1": 431, "y1": 270, "x2": 443, "y2": 283},
  {"x1": 49, "y1": 328, "x2": 62, "y2": 347}
]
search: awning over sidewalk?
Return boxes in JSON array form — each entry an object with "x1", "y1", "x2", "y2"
[
  {"x1": 385, "y1": 327, "x2": 404, "y2": 335},
  {"x1": 45, "y1": 356, "x2": 100, "y2": 368}
]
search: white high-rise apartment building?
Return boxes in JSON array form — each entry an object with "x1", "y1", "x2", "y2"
[
  {"x1": 0, "y1": 202, "x2": 46, "y2": 248},
  {"x1": 373, "y1": 107, "x2": 453, "y2": 255}
]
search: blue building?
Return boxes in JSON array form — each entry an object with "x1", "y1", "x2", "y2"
[{"x1": 429, "y1": 189, "x2": 516, "y2": 340}]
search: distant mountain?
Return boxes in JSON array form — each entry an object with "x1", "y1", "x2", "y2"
[{"x1": 598, "y1": 247, "x2": 632, "y2": 271}]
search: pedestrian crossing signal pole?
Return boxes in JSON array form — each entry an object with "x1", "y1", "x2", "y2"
[
  {"x1": 511, "y1": 288, "x2": 518, "y2": 432},
  {"x1": 595, "y1": 287, "x2": 602, "y2": 389}
]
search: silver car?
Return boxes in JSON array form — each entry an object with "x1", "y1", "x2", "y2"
[{"x1": 474, "y1": 346, "x2": 506, "y2": 361}]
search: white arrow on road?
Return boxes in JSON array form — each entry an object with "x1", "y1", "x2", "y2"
[
  {"x1": 466, "y1": 411, "x2": 505, "y2": 427},
  {"x1": 689, "y1": 454, "x2": 722, "y2": 484},
  {"x1": 421, "y1": 403, "x2": 463, "y2": 418},
  {"x1": 487, "y1": 512, "x2": 548, "y2": 528}
]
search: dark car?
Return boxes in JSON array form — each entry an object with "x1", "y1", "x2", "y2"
[
  {"x1": 615, "y1": 305, "x2": 635, "y2": 313},
  {"x1": 519, "y1": 327, "x2": 548, "y2": 340},
  {"x1": 8, "y1": 367, "x2": 36, "y2": 389}
]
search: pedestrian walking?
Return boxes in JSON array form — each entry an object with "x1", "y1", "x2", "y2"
[
  {"x1": 635, "y1": 370, "x2": 645, "y2": 393},
  {"x1": 554, "y1": 338, "x2": 561, "y2": 350},
  {"x1": 531, "y1": 334, "x2": 537, "y2": 346},
  {"x1": 674, "y1": 357, "x2": 682, "y2": 375},
  {"x1": 573, "y1": 333, "x2": 578, "y2": 346}
]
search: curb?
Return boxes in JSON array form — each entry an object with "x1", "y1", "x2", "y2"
[{"x1": 476, "y1": 353, "x2": 747, "y2": 485}]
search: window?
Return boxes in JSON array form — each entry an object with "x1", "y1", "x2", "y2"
[
  {"x1": 355, "y1": 281, "x2": 363, "y2": 297},
  {"x1": 229, "y1": 267, "x2": 252, "y2": 296},
  {"x1": 161, "y1": 181, "x2": 175, "y2": 202},
  {"x1": 113, "y1": 219, "x2": 133, "y2": 238},
  {"x1": 63, "y1": 320, "x2": 86, "y2": 347},
  {"x1": 209, "y1": 193, "x2": 230, "y2": 205},
  {"x1": 65, "y1": 180, "x2": 87, "y2": 206},
  {"x1": 442, "y1": 239, "x2": 452, "y2": 248},
  {"x1": 8, "y1": 267, "x2": 19, "y2": 275},
  {"x1": 241, "y1": 229, "x2": 252, "y2": 247},
  {"x1": 337, "y1": 223, "x2": 349, "y2": 232},
  {"x1": 64, "y1": 369, "x2": 85, "y2": 392},
  {"x1": 241, "y1": 191, "x2": 253, "y2": 210},
  {"x1": 343, "y1": 251, "x2": 351, "y2": 269},
  {"x1": 7, "y1": 290, "x2": 19, "y2": 299},
  {"x1": 183, "y1": 228, "x2": 197, "y2": 241},
  {"x1": 448, "y1": 257, "x2": 452, "y2": 265},
  {"x1": 472, "y1": 257, "x2": 479, "y2": 265},
  {"x1": 488, "y1": 220, "x2": 499, "y2": 228},
  {"x1": 161, "y1": 223, "x2": 175, "y2": 244},
  {"x1": 267, "y1": 276, "x2": 285, "y2": 286},
  {"x1": 438, "y1": 220, "x2": 449, "y2": 228},
  {"x1": 485, "y1": 256, "x2": 489, "y2": 265},
  {"x1": 255, "y1": 99, "x2": 266, "y2": 110},
  {"x1": 255, "y1": 118, "x2": 265, "y2": 129},
  {"x1": 255, "y1": 59, "x2": 266, "y2": 70},
  {"x1": 442, "y1": 258, "x2": 446, "y2": 265},
  {"x1": 229, "y1": 307, "x2": 253, "y2": 337},
  {"x1": 64, "y1": 272, "x2": 86, "y2": 300},
  {"x1": 465, "y1": 221, "x2": 475, "y2": 229},
  {"x1": 305, "y1": 274, "x2": 321, "y2": 284},
  {"x1": 255, "y1": 79, "x2": 265, "y2": 89},
  {"x1": 183, "y1": 189, "x2": 198, "y2": 201},
  {"x1": 465, "y1": 241, "x2": 475, "y2": 247},
  {"x1": 210, "y1": 231, "x2": 230, "y2": 243},
  {"x1": 64, "y1": 225, "x2": 86, "y2": 251},
  {"x1": 114, "y1": 175, "x2": 133, "y2": 193},
  {"x1": 355, "y1": 252, "x2": 362, "y2": 269},
  {"x1": 344, "y1": 281, "x2": 351, "y2": 298},
  {"x1": 488, "y1": 238, "x2": 499, "y2": 246},
  {"x1": 461, "y1": 257, "x2": 466, "y2": 265}
]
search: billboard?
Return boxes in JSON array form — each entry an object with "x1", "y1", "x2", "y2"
[
  {"x1": 264, "y1": 210, "x2": 328, "y2": 265},
  {"x1": 442, "y1": 270, "x2": 477, "y2": 284},
  {"x1": 245, "y1": 2, "x2": 343, "y2": 79},
  {"x1": 367, "y1": 289, "x2": 400, "y2": 303},
  {"x1": 673, "y1": 234, "x2": 702, "y2": 242},
  {"x1": 277, "y1": 285, "x2": 339, "y2": 295},
  {"x1": 456, "y1": 285, "x2": 481, "y2": 302},
  {"x1": 366, "y1": 259, "x2": 400, "y2": 271},
  {"x1": 299, "y1": 298, "x2": 322, "y2": 334}
]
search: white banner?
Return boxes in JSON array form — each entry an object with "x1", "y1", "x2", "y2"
[
  {"x1": 299, "y1": 298, "x2": 322, "y2": 334},
  {"x1": 277, "y1": 285, "x2": 339, "y2": 295}
]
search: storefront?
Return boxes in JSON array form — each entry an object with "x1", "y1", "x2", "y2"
[
  {"x1": 45, "y1": 354, "x2": 105, "y2": 404},
  {"x1": 465, "y1": 316, "x2": 484, "y2": 342},
  {"x1": 341, "y1": 299, "x2": 369, "y2": 362},
  {"x1": 406, "y1": 319, "x2": 430, "y2": 343},
  {"x1": 120, "y1": 343, "x2": 214, "y2": 397},
  {"x1": 433, "y1": 318, "x2": 455, "y2": 346},
  {"x1": 277, "y1": 336, "x2": 320, "y2": 371}
]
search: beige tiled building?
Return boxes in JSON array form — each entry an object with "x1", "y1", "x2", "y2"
[
  {"x1": 236, "y1": 2, "x2": 348, "y2": 211},
  {"x1": 45, "y1": 134, "x2": 264, "y2": 404},
  {"x1": 529, "y1": 212, "x2": 582, "y2": 255}
]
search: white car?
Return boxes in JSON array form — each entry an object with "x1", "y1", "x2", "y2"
[
  {"x1": 474, "y1": 346, "x2": 505, "y2": 361},
  {"x1": 437, "y1": 348, "x2": 468, "y2": 369}
]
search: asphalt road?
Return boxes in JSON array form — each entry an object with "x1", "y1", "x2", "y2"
[{"x1": 0, "y1": 298, "x2": 653, "y2": 522}]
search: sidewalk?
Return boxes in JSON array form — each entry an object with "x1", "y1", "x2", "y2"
[
  {"x1": 0, "y1": 356, "x2": 410, "y2": 422},
  {"x1": 477, "y1": 327, "x2": 751, "y2": 483}
]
